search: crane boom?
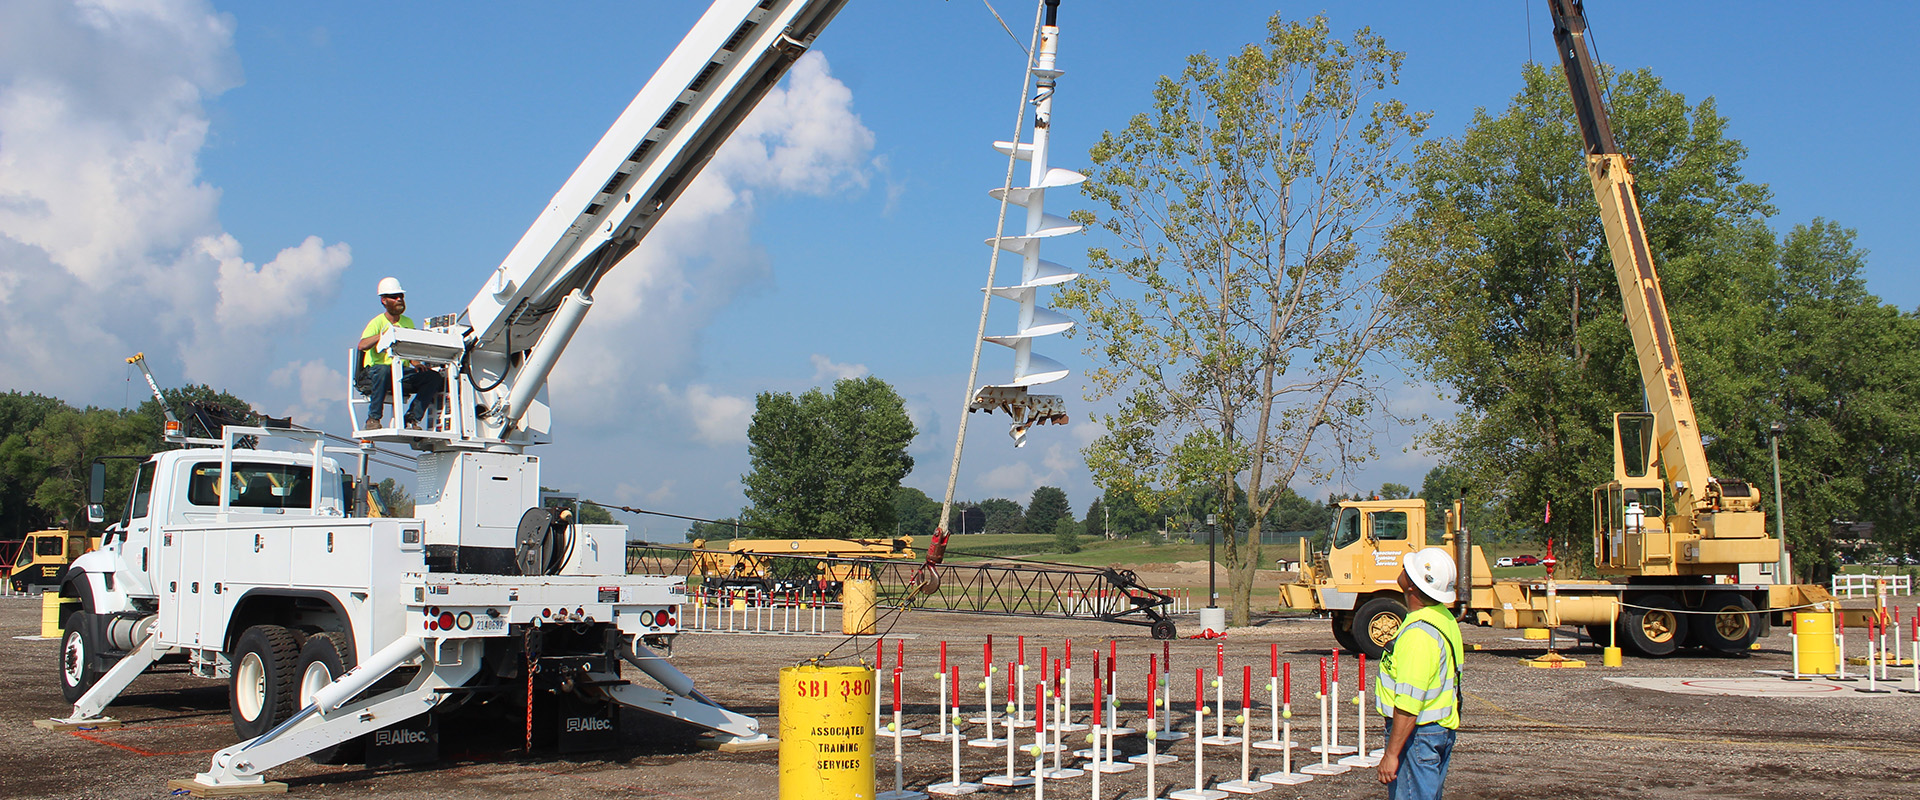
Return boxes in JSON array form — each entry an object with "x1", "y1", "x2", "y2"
[
  {"x1": 452, "y1": 0, "x2": 848, "y2": 438},
  {"x1": 1547, "y1": 0, "x2": 1773, "y2": 575}
]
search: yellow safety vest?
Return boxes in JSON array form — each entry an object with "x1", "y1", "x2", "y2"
[
  {"x1": 361, "y1": 314, "x2": 415, "y2": 367},
  {"x1": 1374, "y1": 603, "x2": 1463, "y2": 729}
]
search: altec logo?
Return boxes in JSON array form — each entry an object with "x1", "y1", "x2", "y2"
[
  {"x1": 565, "y1": 716, "x2": 614, "y2": 732},
  {"x1": 374, "y1": 728, "x2": 430, "y2": 746}
]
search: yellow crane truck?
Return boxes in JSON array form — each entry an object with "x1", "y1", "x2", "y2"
[
  {"x1": 688, "y1": 536, "x2": 916, "y2": 598},
  {"x1": 1280, "y1": 0, "x2": 1834, "y2": 658},
  {"x1": 6, "y1": 528, "x2": 100, "y2": 593}
]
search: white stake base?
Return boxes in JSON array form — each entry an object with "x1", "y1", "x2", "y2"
[
  {"x1": 1256, "y1": 770, "x2": 1313, "y2": 786},
  {"x1": 922, "y1": 732, "x2": 964, "y2": 742},
  {"x1": 1338, "y1": 753, "x2": 1381, "y2": 768},
  {"x1": 1037, "y1": 767, "x2": 1085, "y2": 780},
  {"x1": 880, "y1": 728, "x2": 923, "y2": 739},
  {"x1": 967, "y1": 736, "x2": 1007, "y2": 748},
  {"x1": 926, "y1": 781, "x2": 982, "y2": 796},
  {"x1": 1217, "y1": 779, "x2": 1272, "y2": 794},
  {"x1": 1057, "y1": 722, "x2": 1089, "y2": 732},
  {"x1": 1300, "y1": 763, "x2": 1349, "y2": 776},
  {"x1": 1250, "y1": 739, "x2": 1297, "y2": 752},
  {"x1": 1168, "y1": 789, "x2": 1229, "y2": 800},
  {"x1": 1309, "y1": 744, "x2": 1357, "y2": 755},
  {"x1": 1156, "y1": 730, "x2": 1190, "y2": 742},
  {"x1": 879, "y1": 791, "x2": 930, "y2": 800},
  {"x1": 1088, "y1": 761, "x2": 1137, "y2": 774},
  {"x1": 1121, "y1": 796, "x2": 1168, "y2": 800},
  {"x1": 980, "y1": 774, "x2": 1035, "y2": 787},
  {"x1": 1128, "y1": 752, "x2": 1179, "y2": 765},
  {"x1": 1198, "y1": 735, "x2": 1241, "y2": 746},
  {"x1": 1104, "y1": 726, "x2": 1138, "y2": 736}
]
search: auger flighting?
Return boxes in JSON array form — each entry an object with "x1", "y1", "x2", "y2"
[{"x1": 972, "y1": 0, "x2": 1083, "y2": 448}]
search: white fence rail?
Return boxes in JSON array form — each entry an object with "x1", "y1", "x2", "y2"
[{"x1": 1831, "y1": 573, "x2": 1913, "y2": 598}]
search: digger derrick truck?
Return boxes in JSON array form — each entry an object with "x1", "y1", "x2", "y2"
[
  {"x1": 1278, "y1": 0, "x2": 1834, "y2": 659},
  {"x1": 51, "y1": 0, "x2": 861, "y2": 791}
]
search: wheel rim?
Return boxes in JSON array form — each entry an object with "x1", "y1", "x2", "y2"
[
  {"x1": 62, "y1": 629, "x2": 85, "y2": 686},
  {"x1": 235, "y1": 652, "x2": 267, "y2": 721},
  {"x1": 1367, "y1": 612, "x2": 1401, "y2": 646},
  {"x1": 1640, "y1": 609, "x2": 1678, "y2": 643},
  {"x1": 300, "y1": 660, "x2": 334, "y2": 706},
  {"x1": 1714, "y1": 606, "x2": 1751, "y2": 641}
]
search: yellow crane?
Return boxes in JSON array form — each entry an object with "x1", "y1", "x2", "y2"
[{"x1": 1279, "y1": 0, "x2": 1833, "y2": 658}]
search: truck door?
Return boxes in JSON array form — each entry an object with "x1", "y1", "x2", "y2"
[{"x1": 1361, "y1": 508, "x2": 1416, "y2": 582}]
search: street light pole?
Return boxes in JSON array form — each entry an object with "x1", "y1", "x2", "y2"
[
  {"x1": 1206, "y1": 513, "x2": 1219, "y2": 609},
  {"x1": 1769, "y1": 422, "x2": 1788, "y2": 581}
]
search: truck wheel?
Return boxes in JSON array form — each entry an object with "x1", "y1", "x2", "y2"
[
  {"x1": 1690, "y1": 592, "x2": 1759, "y2": 653},
  {"x1": 59, "y1": 611, "x2": 105, "y2": 703},
  {"x1": 1350, "y1": 597, "x2": 1407, "y2": 660},
  {"x1": 1585, "y1": 623, "x2": 1616, "y2": 650},
  {"x1": 1331, "y1": 613, "x2": 1360, "y2": 654},
  {"x1": 230, "y1": 625, "x2": 300, "y2": 739},
  {"x1": 298, "y1": 632, "x2": 365, "y2": 764},
  {"x1": 1150, "y1": 618, "x2": 1178, "y2": 640},
  {"x1": 1620, "y1": 594, "x2": 1688, "y2": 657}
]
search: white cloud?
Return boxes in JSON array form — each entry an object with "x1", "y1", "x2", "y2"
[
  {"x1": 267, "y1": 358, "x2": 348, "y2": 429},
  {"x1": 977, "y1": 461, "x2": 1037, "y2": 494},
  {"x1": 0, "y1": 0, "x2": 350, "y2": 405},
  {"x1": 682, "y1": 384, "x2": 753, "y2": 445},
  {"x1": 549, "y1": 51, "x2": 874, "y2": 434},
  {"x1": 809, "y1": 353, "x2": 868, "y2": 383}
]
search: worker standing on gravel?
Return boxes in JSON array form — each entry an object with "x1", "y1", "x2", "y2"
[{"x1": 1374, "y1": 548, "x2": 1464, "y2": 799}]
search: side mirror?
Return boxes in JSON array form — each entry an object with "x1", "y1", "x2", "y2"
[
  {"x1": 87, "y1": 504, "x2": 106, "y2": 524},
  {"x1": 89, "y1": 461, "x2": 106, "y2": 505}
]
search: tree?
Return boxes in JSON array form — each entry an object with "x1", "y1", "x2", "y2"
[
  {"x1": 1053, "y1": 517, "x2": 1082, "y2": 554},
  {"x1": 1082, "y1": 496, "x2": 1106, "y2": 539},
  {"x1": 894, "y1": 486, "x2": 941, "y2": 539},
  {"x1": 741, "y1": 376, "x2": 916, "y2": 539},
  {"x1": 578, "y1": 503, "x2": 616, "y2": 525},
  {"x1": 685, "y1": 517, "x2": 743, "y2": 543},
  {"x1": 373, "y1": 477, "x2": 414, "y2": 517},
  {"x1": 975, "y1": 498, "x2": 1024, "y2": 534},
  {"x1": 1377, "y1": 483, "x2": 1411, "y2": 500},
  {"x1": 1057, "y1": 13, "x2": 1427, "y2": 626},
  {"x1": 1024, "y1": 486, "x2": 1071, "y2": 535}
]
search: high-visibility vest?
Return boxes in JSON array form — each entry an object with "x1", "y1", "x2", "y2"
[{"x1": 1375, "y1": 604, "x2": 1463, "y2": 729}]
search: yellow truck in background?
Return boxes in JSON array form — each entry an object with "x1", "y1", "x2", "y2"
[
  {"x1": 689, "y1": 536, "x2": 916, "y2": 598},
  {"x1": 6, "y1": 528, "x2": 100, "y2": 593}
]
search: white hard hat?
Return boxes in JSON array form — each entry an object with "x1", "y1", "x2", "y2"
[
  {"x1": 1402, "y1": 548, "x2": 1458, "y2": 605},
  {"x1": 376, "y1": 277, "x2": 405, "y2": 296}
]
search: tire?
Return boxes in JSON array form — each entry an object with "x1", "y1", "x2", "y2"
[
  {"x1": 230, "y1": 625, "x2": 300, "y2": 740},
  {"x1": 1150, "y1": 618, "x2": 1178, "y2": 640},
  {"x1": 1331, "y1": 613, "x2": 1361, "y2": 654},
  {"x1": 1690, "y1": 592, "x2": 1759, "y2": 654},
  {"x1": 1620, "y1": 594, "x2": 1688, "y2": 657},
  {"x1": 1585, "y1": 623, "x2": 1617, "y2": 651},
  {"x1": 59, "y1": 611, "x2": 105, "y2": 703},
  {"x1": 297, "y1": 632, "x2": 365, "y2": 764},
  {"x1": 1350, "y1": 596, "x2": 1408, "y2": 661}
]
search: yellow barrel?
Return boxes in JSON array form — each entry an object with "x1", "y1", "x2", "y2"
[
  {"x1": 41, "y1": 591, "x2": 75, "y2": 639},
  {"x1": 1793, "y1": 612, "x2": 1837, "y2": 675},
  {"x1": 779, "y1": 665, "x2": 875, "y2": 799},
  {"x1": 841, "y1": 580, "x2": 877, "y2": 636}
]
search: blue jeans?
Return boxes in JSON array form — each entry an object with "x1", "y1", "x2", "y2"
[
  {"x1": 359, "y1": 363, "x2": 444, "y2": 424},
  {"x1": 1388, "y1": 724, "x2": 1454, "y2": 800}
]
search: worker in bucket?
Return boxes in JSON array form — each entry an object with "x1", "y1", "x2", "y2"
[
  {"x1": 1374, "y1": 547, "x2": 1464, "y2": 798},
  {"x1": 356, "y1": 276, "x2": 445, "y2": 429}
]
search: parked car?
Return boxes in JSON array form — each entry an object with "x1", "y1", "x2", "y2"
[
  {"x1": 1512, "y1": 554, "x2": 1541, "y2": 566},
  {"x1": 1495, "y1": 556, "x2": 1516, "y2": 568}
]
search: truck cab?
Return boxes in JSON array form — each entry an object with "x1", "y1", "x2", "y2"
[{"x1": 9, "y1": 529, "x2": 98, "y2": 592}]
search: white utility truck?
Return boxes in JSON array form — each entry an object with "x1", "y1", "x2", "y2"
[{"x1": 52, "y1": 0, "x2": 865, "y2": 791}]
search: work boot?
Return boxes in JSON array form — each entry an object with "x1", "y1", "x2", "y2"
[{"x1": 364, "y1": 416, "x2": 383, "y2": 429}]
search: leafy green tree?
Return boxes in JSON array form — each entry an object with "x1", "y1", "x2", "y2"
[
  {"x1": 975, "y1": 498, "x2": 1024, "y2": 534},
  {"x1": 1377, "y1": 483, "x2": 1412, "y2": 500},
  {"x1": 1098, "y1": 489, "x2": 1154, "y2": 539},
  {"x1": 578, "y1": 503, "x2": 616, "y2": 525},
  {"x1": 741, "y1": 376, "x2": 916, "y2": 539},
  {"x1": 1024, "y1": 486, "x2": 1071, "y2": 535},
  {"x1": 685, "y1": 517, "x2": 744, "y2": 543},
  {"x1": 1082, "y1": 496, "x2": 1106, "y2": 539},
  {"x1": 372, "y1": 477, "x2": 414, "y2": 517},
  {"x1": 893, "y1": 486, "x2": 941, "y2": 539},
  {"x1": 1053, "y1": 517, "x2": 1083, "y2": 554},
  {"x1": 1057, "y1": 13, "x2": 1427, "y2": 625}
]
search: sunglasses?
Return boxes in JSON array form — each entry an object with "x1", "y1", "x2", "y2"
[{"x1": 381, "y1": 293, "x2": 405, "y2": 300}]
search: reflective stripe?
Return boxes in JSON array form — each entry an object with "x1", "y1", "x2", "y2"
[
  {"x1": 1378, "y1": 612, "x2": 1463, "y2": 729},
  {"x1": 1414, "y1": 704, "x2": 1455, "y2": 724}
]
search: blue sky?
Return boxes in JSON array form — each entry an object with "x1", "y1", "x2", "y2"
[{"x1": 4, "y1": 1, "x2": 1914, "y2": 540}]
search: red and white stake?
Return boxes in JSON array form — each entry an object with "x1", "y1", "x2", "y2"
[
  {"x1": 1200, "y1": 642, "x2": 1237, "y2": 745},
  {"x1": 1258, "y1": 661, "x2": 1311, "y2": 785},
  {"x1": 927, "y1": 641, "x2": 960, "y2": 742},
  {"x1": 971, "y1": 638, "x2": 1005, "y2": 744},
  {"x1": 1091, "y1": 673, "x2": 1106, "y2": 797},
  {"x1": 1217, "y1": 664, "x2": 1269, "y2": 794},
  {"x1": 1060, "y1": 639, "x2": 1086, "y2": 732},
  {"x1": 885, "y1": 641, "x2": 921, "y2": 739},
  {"x1": 879, "y1": 666, "x2": 930, "y2": 800},
  {"x1": 1300, "y1": 657, "x2": 1348, "y2": 776},
  {"x1": 1904, "y1": 609, "x2": 1920, "y2": 695},
  {"x1": 928, "y1": 667, "x2": 981, "y2": 796},
  {"x1": 1129, "y1": 655, "x2": 1177, "y2": 767},
  {"x1": 1830, "y1": 613, "x2": 1856, "y2": 682},
  {"x1": 984, "y1": 662, "x2": 1035, "y2": 787},
  {"x1": 1032, "y1": 684, "x2": 1048, "y2": 800},
  {"x1": 1254, "y1": 644, "x2": 1288, "y2": 752},
  {"x1": 1168, "y1": 667, "x2": 1226, "y2": 799},
  {"x1": 1340, "y1": 653, "x2": 1379, "y2": 767},
  {"x1": 1860, "y1": 616, "x2": 1891, "y2": 694}
]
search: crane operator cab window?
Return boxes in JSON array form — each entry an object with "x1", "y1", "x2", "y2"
[
  {"x1": 1368, "y1": 510, "x2": 1410, "y2": 541},
  {"x1": 187, "y1": 463, "x2": 314, "y2": 511}
]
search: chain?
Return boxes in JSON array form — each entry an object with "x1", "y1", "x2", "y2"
[{"x1": 524, "y1": 627, "x2": 536, "y2": 752}]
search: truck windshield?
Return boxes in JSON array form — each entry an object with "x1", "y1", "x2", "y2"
[
  {"x1": 128, "y1": 461, "x2": 157, "y2": 520},
  {"x1": 188, "y1": 462, "x2": 314, "y2": 509},
  {"x1": 13, "y1": 542, "x2": 34, "y2": 568},
  {"x1": 1332, "y1": 508, "x2": 1362, "y2": 549}
]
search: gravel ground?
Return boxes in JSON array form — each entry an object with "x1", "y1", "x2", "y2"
[{"x1": 3, "y1": 596, "x2": 1915, "y2": 799}]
